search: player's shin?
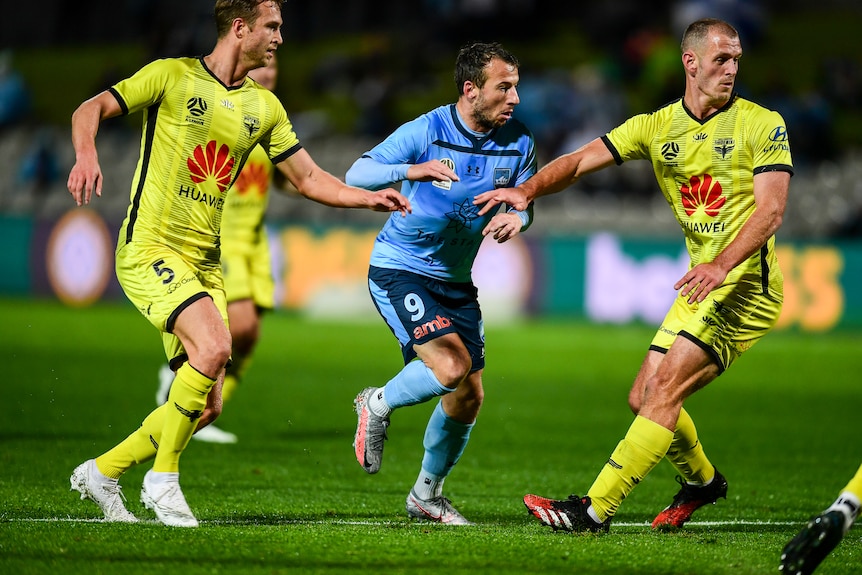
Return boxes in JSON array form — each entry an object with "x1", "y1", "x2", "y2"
[
  {"x1": 153, "y1": 364, "x2": 214, "y2": 472},
  {"x1": 413, "y1": 401, "x2": 475, "y2": 499},
  {"x1": 587, "y1": 416, "x2": 673, "y2": 520},
  {"x1": 95, "y1": 404, "x2": 166, "y2": 479},
  {"x1": 665, "y1": 408, "x2": 714, "y2": 484}
]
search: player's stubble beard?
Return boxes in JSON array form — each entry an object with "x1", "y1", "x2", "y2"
[{"x1": 470, "y1": 91, "x2": 508, "y2": 132}]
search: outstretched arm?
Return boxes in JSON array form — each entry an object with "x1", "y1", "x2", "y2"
[
  {"x1": 346, "y1": 156, "x2": 459, "y2": 191},
  {"x1": 277, "y1": 148, "x2": 411, "y2": 215},
  {"x1": 473, "y1": 137, "x2": 615, "y2": 215},
  {"x1": 67, "y1": 91, "x2": 123, "y2": 206}
]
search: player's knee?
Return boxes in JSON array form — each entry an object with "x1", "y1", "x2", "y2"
[
  {"x1": 641, "y1": 374, "x2": 682, "y2": 411},
  {"x1": 196, "y1": 335, "x2": 232, "y2": 374},
  {"x1": 433, "y1": 353, "x2": 472, "y2": 389}
]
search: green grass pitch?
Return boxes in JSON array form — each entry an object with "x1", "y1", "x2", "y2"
[{"x1": 1, "y1": 298, "x2": 860, "y2": 574}]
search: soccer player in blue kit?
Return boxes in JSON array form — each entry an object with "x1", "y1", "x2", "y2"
[{"x1": 349, "y1": 42, "x2": 537, "y2": 524}]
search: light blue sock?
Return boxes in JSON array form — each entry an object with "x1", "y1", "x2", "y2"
[
  {"x1": 380, "y1": 360, "x2": 451, "y2": 410},
  {"x1": 420, "y1": 401, "x2": 474, "y2": 479}
]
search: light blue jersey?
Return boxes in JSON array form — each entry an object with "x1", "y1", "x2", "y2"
[{"x1": 347, "y1": 104, "x2": 537, "y2": 282}]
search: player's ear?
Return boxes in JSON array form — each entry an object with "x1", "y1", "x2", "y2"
[
  {"x1": 232, "y1": 17, "x2": 246, "y2": 39},
  {"x1": 463, "y1": 81, "x2": 477, "y2": 101},
  {"x1": 681, "y1": 50, "x2": 697, "y2": 73}
]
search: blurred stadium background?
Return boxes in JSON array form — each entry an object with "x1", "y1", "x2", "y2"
[{"x1": 2, "y1": 0, "x2": 861, "y2": 330}]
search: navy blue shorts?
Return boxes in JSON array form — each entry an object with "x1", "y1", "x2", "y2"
[{"x1": 368, "y1": 266, "x2": 485, "y2": 371}]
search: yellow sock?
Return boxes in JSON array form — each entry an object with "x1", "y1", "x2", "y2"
[
  {"x1": 96, "y1": 404, "x2": 167, "y2": 479},
  {"x1": 665, "y1": 408, "x2": 714, "y2": 484},
  {"x1": 842, "y1": 463, "x2": 862, "y2": 498},
  {"x1": 223, "y1": 353, "x2": 253, "y2": 403},
  {"x1": 588, "y1": 416, "x2": 673, "y2": 520},
  {"x1": 152, "y1": 363, "x2": 214, "y2": 473},
  {"x1": 222, "y1": 373, "x2": 238, "y2": 403}
]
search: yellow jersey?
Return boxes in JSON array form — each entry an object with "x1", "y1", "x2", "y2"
[
  {"x1": 220, "y1": 144, "x2": 272, "y2": 249},
  {"x1": 110, "y1": 57, "x2": 299, "y2": 271},
  {"x1": 604, "y1": 94, "x2": 793, "y2": 296}
]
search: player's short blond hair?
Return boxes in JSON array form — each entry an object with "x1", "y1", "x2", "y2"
[
  {"x1": 681, "y1": 18, "x2": 739, "y2": 53},
  {"x1": 213, "y1": 0, "x2": 283, "y2": 39}
]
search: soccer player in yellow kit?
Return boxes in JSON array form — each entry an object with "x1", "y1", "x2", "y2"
[
  {"x1": 780, "y1": 464, "x2": 862, "y2": 574},
  {"x1": 475, "y1": 18, "x2": 792, "y2": 532},
  {"x1": 67, "y1": 0, "x2": 409, "y2": 528},
  {"x1": 155, "y1": 59, "x2": 280, "y2": 444}
]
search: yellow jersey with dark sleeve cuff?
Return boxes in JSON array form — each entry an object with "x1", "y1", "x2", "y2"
[
  {"x1": 110, "y1": 57, "x2": 299, "y2": 270},
  {"x1": 603, "y1": 94, "x2": 793, "y2": 296}
]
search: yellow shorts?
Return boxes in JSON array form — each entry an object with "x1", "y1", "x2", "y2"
[
  {"x1": 220, "y1": 234, "x2": 274, "y2": 309},
  {"x1": 649, "y1": 280, "x2": 783, "y2": 373},
  {"x1": 116, "y1": 242, "x2": 228, "y2": 366}
]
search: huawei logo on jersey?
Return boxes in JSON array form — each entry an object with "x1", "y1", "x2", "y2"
[
  {"x1": 680, "y1": 174, "x2": 725, "y2": 217},
  {"x1": 188, "y1": 140, "x2": 235, "y2": 193},
  {"x1": 234, "y1": 161, "x2": 268, "y2": 196}
]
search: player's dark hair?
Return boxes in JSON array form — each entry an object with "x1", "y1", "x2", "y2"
[
  {"x1": 214, "y1": 0, "x2": 283, "y2": 38},
  {"x1": 454, "y1": 42, "x2": 519, "y2": 95},
  {"x1": 681, "y1": 18, "x2": 739, "y2": 53}
]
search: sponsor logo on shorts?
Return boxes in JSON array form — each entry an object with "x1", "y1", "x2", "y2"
[
  {"x1": 658, "y1": 325, "x2": 677, "y2": 337},
  {"x1": 166, "y1": 275, "x2": 201, "y2": 294},
  {"x1": 413, "y1": 314, "x2": 452, "y2": 340}
]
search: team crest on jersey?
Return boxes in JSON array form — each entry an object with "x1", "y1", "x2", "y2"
[
  {"x1": 493, "y1": 168, "x2": 512, "y2": 188},
  {"x1": 713, "y1": 138, "x2": 735, "y2": 159},
  {"x1": 432, "y1": 157, "x2": 456, "y2": 191},
  {"x1": 243, "y1": 116, "x2": 260, "y2": 137}
]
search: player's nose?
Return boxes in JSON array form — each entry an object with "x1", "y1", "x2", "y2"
[{"x1": 508, "y1": 86, "x2": 520, "y2": 105}]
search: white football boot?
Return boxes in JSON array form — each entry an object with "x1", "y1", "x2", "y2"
[{"x1": 70, "y1": 459, "x2": 138, "y2": 523}]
